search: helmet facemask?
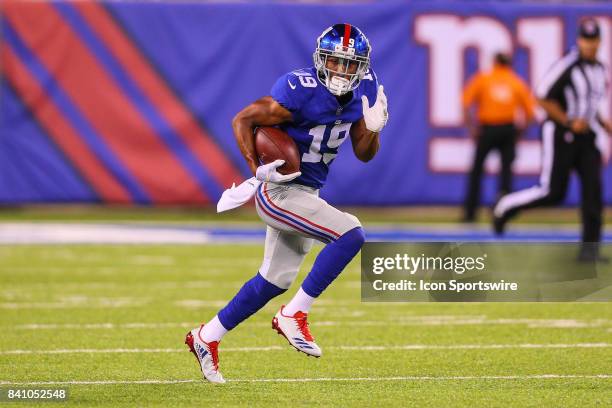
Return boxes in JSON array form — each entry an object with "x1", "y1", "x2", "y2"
[{"x1": 314, "y1": 42, "x2": 370, "y2": 96}]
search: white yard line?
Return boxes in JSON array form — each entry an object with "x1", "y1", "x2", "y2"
[
  {"x1": 12, "y1": 322, "x2": 197, "y2": 330},
  {"x1": 0, "y1": 298, "x2": 390, "y2": 310},
  {"x1": 2, "y1": 279, "x2": 360, "y2": 291},
  {"x1": 1, "y1": 343, "x2": 609, "y2": 355},
  {"x1": 1, "y1": 297, "x2": 149, "y2": 309},
  {"x1": 0, "y1": 223, "x2": 212, "y2": 244},
  {"x1": 3, "y1": 222, "x2": 610, "y2": 245},
  {"x1": 9, "y1": 317, "x2": 609, "y2": 330},
  {"x1": 334, "y1": 343, "x2": 611, "y2": 351},
  {"x1": 173, "y1": 300, "x2": 231, "y2": 308},
  {"x1": 0, "y1": 374, "x2": 610, "y2": 386}
]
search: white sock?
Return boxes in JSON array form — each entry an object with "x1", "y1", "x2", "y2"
[
  {"x1": 283, "y1": 287, "x2": 316, "y2": 316},
  {"x1": 200, "y1": 315, "x2": 228, "y2": 343}
]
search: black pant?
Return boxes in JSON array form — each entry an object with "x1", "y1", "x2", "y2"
[
  {"x1": 495, "y1": 120, "x2": 603, "y2": 242},
  {"x1": 464, "y1": 124, "x2": 517, "y2": 220}
]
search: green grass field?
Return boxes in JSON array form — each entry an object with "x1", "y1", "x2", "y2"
[
  {"x1": 1, "y1": 244, "x2": 611, "y2": 407},
  {"x1": 3, "y1": 205, "x2": 611, "y2": 224}
]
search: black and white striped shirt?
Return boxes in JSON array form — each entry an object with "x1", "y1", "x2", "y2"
[{"x1": 536, "y1": 48, "x2": 609, "y2": 126}]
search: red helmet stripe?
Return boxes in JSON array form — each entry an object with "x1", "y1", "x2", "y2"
[{"x1": 343, "y1": 24, "x2": 351, "y2": 47}]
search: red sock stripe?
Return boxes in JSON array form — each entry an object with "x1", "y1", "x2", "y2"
[
  {"x1": 262, "y1": 184, "x2": 340, "y2": 238},
  {"x1": 74, "y1": 2, "x2": 243, "y2": 189},
  {"x1": 4, "y1": 2, "x2": 208, "y2": 204},
  {"x1": 2, "y1": 46, "x2": 131, "y2": 203},
  {"x1": 343, "y1": 24, "x2": 351, "y2": 47}
]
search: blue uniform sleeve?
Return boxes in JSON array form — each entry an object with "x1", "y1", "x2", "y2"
[{"x1": 270, "y1": 71, "x2": 315, "y2": 115}]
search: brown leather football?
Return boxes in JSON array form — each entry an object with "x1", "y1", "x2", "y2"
[{"x1": 254, "y1": 127, "x2": 301, "y2": 175}]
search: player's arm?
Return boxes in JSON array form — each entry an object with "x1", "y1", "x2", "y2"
[
  {"x1": 596, "y1": 113, "x2": 612, "y2": 134},
  {"x1": 537, "y1": 65, "x2": 589, "y2": 134},
  {"x1": 517, "y1": 80, "x2": 536, "y2": 124},
  {"x1": 350, "y1": 118, "x2": 380, "y2": 162},
  {"x1": 538, "y1": 98, "x2": 589, "y2": 134},
  {"x1": 462, "y1": 74, "x2": 481, "y2": 139},
  {"x1": 354, "y1": 84, "x2": 388, "y2": 162},
  {"x1": 538, "y1": 98, "x2": 569, "y2": 125},
  {"x1": 598, "y1": 67, "x2": 612, "y2": 134},
  {"x1": 231, "y1": 96, "x2": 293, "y2": 175},
  {"x1": 514, "y1": 79, "x2": 536, "y2": 139}
]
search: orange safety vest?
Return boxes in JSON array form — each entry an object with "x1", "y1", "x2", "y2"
[{"x1": 462, "y1": 65, "x2": 535, "y2": 126}]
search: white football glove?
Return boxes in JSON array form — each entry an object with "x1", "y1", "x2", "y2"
[
  {"x1": 255, "y1": 159, "x2": 301, "y2": 183},
  {"x1": 361, "y1": 85, "x2": 389, "y2": 133}
]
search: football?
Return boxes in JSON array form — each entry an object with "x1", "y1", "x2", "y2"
[{"x1": 254, "y1": 126, "x2": 301, "y2": 175}]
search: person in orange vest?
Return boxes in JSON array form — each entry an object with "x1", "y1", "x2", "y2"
[{"x1": 461, "y1": 52, "x2": 536, "y2": 222}]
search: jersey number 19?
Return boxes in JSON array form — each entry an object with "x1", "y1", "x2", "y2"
[{"x1": 302, "y1": 123, "x2": 352, "y2": 165}]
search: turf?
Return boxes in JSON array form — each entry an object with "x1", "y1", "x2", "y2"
[
  {"x1": 2, "y1": 205, "x2": 610, "y2": 224},
  {"x1": 0, "y1": 244, "x2": 610, "y2": 407}
]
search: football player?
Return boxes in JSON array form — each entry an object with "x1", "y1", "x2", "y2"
[{"x1": 185, "y1": 23, "x2": 388, "y2": 383}]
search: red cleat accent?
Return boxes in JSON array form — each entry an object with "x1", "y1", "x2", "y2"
[
  {"x1": 206, "y1": 341, "x2": 220, "y2": 371},
  {"x1": 185, "y1": 331, "x2": 199, "y2": 364},
  {"x1": 185, "y1": 326, "x2": 225, "y2": 383},
  {"x1": 292, "y1": 311, "x2": 314, "y2": 341},
  {"x1": 272, "y1": 306, "x2": 322, "y2": 357}
]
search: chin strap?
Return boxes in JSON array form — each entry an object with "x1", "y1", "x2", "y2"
[{"x1": 327, "y1": 75, "x2": 351, "y2": 96}]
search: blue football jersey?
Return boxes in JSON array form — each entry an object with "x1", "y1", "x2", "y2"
[{"x1": 270, "y1": 66, "x2": 379, "y2": 189}]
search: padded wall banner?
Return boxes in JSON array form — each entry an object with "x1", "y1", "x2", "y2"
[{"x1": 1, "y1": 0, "x2": 611, "y2": 205}]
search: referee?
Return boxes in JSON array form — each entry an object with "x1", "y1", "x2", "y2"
[{"x1": 493, "y1": 19, "x2": 612, "y2": 262}]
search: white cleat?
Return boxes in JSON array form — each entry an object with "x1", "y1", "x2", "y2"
[
  {"x1": 185, "y1": 325, "x2": 226, "y2": 384},
  {"x1": 272, "y1": 305, "x2": 322, "y2": 357}
]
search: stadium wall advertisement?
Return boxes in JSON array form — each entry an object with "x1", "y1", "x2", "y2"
[{"x1": 1, "y1": 0, "x2": 611, "y2": 205}]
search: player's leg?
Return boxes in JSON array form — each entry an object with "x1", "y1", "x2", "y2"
[
  {"x1": 283, "y1": 222, "x2": 363, "y2": 316},
  {"x1": 463, "y1": 127, "x2": 494, "y2": 221},
  {"x1": 256, "y1": 182, "x2": 364, "y2": 356},
  {"x1": 493, "y1": 121, "x2": 571, "y2": 234},
  {"x1": 258, "y1": 226, "x2": 314, "y2": 289},
  {"x1": 498, "y1": 125, "x2": 517, "y2": 196},
  {"x1": 186, "y1": 225, "x2": 312, "y2": 383},
  {"x1": 575, "y1": 134, "x2": 605, "y2": 261},
  {"x1": 214, "y1": 228, "x2": 312, "y2": 333}
]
